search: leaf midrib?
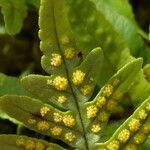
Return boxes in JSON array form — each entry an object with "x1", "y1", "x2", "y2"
[{"x1": 51, "y1": 0, "x2": 89, "y2": 149}]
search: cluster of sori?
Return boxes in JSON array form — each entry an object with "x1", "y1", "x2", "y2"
[{"x1": 97, "y1": 100, "x2": 150, "y2": 150}]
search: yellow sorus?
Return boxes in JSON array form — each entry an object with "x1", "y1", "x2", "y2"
[
  {"x1": 61, "y1": 36, "x2": 70, "y2": 45},
  {"x1": 16, "y1": 138, "x2": 44, "y2": 150},
  {"x1": 106, "y1": 140, "x2": 119, "y2": 150},
  {"x1": 40, "y1": 106, "x2": 50, "y2": 117},
  {"x1": 50, "y1": 53, "x2": 62, "y2": 67},
  {"x1": 53, "y1": 76, "x2": 68, "y2": 91},
  {"x1": 28, "y1": 118, "x2": 36, "y2": 125},
  {"x1": 133, "y1": 133, "x2": 146, "y2": 144},
  {"x1": 65, "y1": 132, "x2": 76, "y2": 142},
  {"x1": 72, "y1": 70, "x2": 85, "y2": 85},
  {"x1": 35, "y1": 142, "x2": 45, "y2": 150},
  {"x1": 57, "y1": 95, "x2": 67, "y2": 104},
  {"x1": 53, "y1": 112, "x2": 63, "y2": 123},
  {"x1": 96, "y1": 96, "x2": 106, "y2": 108},
  {"x1": 25, "y1": 140, "x2": 35, "y2": 150},
  {"x1": 106, "y1": 100, "x2": 117, "y2": 111},
  {"x1": 63, "y1": 115, "x2": 76, "y2": 127},
  {"x1": 16, "y1": 137, "x2": 25, "y2": 146},
  {"x1": 37, "y1": 121, "x2": 50, "y2": 131},
  {"x1": 128, "y1": 118, "x2": 141, "y2": 132},
  {"x1": 98, "y1": 111, "x2": 109, "y2": 122},
  {"x1": 91, "y1": 124, "x2": 101, "y2": 133},
  {"x1": 117, "y1": 129, "x2": 130, "y2": 143},
  {"x1": 86, "y1": 105, "x2": 98, "y2": 118},
  {"x1": 102, "y1": 84, "x2": 114, "y2": 97},
  {"x1": 125, "y1": 144, "x2": 137, "y2": 150},
  {"x1": 64, "y1": 48, "x2": 75, "y2": 59},
  {"x1": 81, "y1": 85, "x2": 92, "y2": 95},
  {"x1": 142, "y1": 124, "x2": 150, "y2": 134},
  {"x1": 138, "y1": 109, "x2": 147, "y2": 120},
  {"x1": 51, "y1": 126, "x2": 62, "y2": 136}
]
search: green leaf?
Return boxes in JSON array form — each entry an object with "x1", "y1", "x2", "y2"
[
  {"x1": 128, "y1": 70, "x2": 150, "y2": 106},
  {"x1": 99, "y1": 120, "x2": 124, "y2": 142},
  {"x1": 0, "y1": 73, "x2": 31, "y2": 120},
  {"x1": 140, "y1": 138, "x2": 150, "y2": 150},
  {"x1": 0, "y1": 73, "x2": 31, "y2": 97},
  {"x1": 144, "y1": 64, "x2": 150, "y2": 82},
  {"x1": 21, "y1": 74, "x2": 73, "y2": 110},
  {"x1": 0, "y1": 0, "x2": 27, "y2": 35},
  {"x1": 139, "y1": 46, "x2": 150, "y2": 64},
  {"x1": 93, "y1": 0, "x2": 135, "y2": 22},
  {"x1": 76, "y1": 47, "x2": 103, "y2": 85},
  {"x1": 0, "y1": 134, "x2": 65, "y2": 150},
  {"x1": 90, "y1": 0, "x2": 145, "y2": 57}
]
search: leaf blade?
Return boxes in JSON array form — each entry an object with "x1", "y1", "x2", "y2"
[
  {"x1": 0, "y1": 0, "x2": 27, "y2": 35},
  {"x1": 0, "y1": 95, "x2": 83, "y2": 147},
  {"x1": 0, "y1": 134, "x2": 65, "y2": 150}
]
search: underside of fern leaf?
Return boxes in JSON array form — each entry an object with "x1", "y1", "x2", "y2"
[
  {"x1": 0, "y1": 0, "x2": 149, "y2": 150},
  {"x1": 0, "y1": 135, "x2": 65, "y2": 150}
]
